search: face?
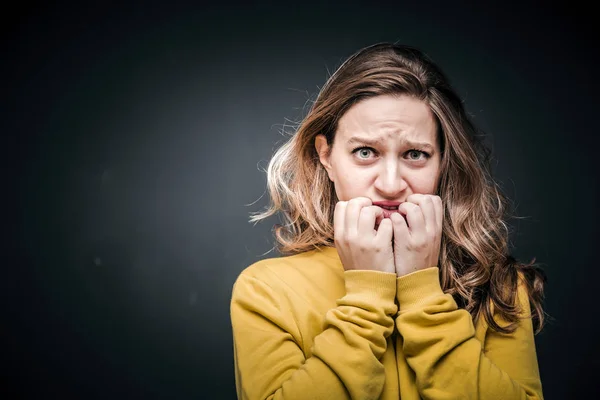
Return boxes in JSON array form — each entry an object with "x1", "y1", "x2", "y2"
[{"x1": 315, "y1": 94, "x2": 441, "y2": 205}]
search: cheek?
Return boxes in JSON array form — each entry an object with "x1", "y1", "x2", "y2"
[
  {"x1": 406, "y1": 170, "x2": 439, "y2": 194},
  {"x1": 335, "y1": 170, "x2": 371, "y2": 201}
]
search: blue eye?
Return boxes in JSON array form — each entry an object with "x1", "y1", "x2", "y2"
[
  {"x1": 406, "y1": 149, "x2": 430, "y2": 160},
  {"x1": 352, "y1": 146, "x2": 376, "y2": 160},
  {"x1": 358, "y1": 148, "x2": 372, "y2": 158}
]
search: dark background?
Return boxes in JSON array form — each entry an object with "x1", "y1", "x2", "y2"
[{"x1": 3, "y1": 1, "x2": 598, "y2": 398}]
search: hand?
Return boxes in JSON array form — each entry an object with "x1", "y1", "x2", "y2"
[
  {"x1": 334, "y1": 197, "x2": 395, "y2": 273},
  {"x1": 390, "y1": 194, "x2": 443, "y2": 277}
]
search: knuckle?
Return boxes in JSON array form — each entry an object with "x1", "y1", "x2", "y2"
[
  {"x1": 373, "y1": 241, "x2": 385, "y2": 252},
  {"x1": 412, "y1": 237, "x2": 425, "y2": 248},
  {"x1": 352, "y1": 196, "x2": 371, "y2": 208},
  {"x1": 346, "y1": 232, "x2": 357, "y2": 243},
  {"x1": 361, "y1": 208, "x2": 373, "y2": 218}
]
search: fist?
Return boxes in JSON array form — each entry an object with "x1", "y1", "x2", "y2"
[
  {"x1": 390, "y1": 194, "x2": 443, "y2": 277},
  {"x1": 334, "y1": 197, "x2": 395, "y2": 274}
]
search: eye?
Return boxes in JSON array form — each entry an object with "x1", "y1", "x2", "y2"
[
  {"x1": 406, "y1": 149, "x2": 430, "y2": 161},
  {"x1": 352, "y1": 146, "x2": 376, "y2": 160}
]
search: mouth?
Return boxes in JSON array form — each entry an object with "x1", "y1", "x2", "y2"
[
  {"x1": 377, "y1": 208, "x2": 399, "y2": 219},
  {"x1": 372, "y1": 201, "x2": 403, "y2": 220},
  {"x1": 372, "y1": 201, "x2": 401, "y2": 210}
]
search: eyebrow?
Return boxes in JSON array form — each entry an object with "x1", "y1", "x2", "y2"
[{"x1": 346, "y1": 136, "x2": 435, "y2": 152}]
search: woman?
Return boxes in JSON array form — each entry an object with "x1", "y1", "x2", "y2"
[{"x1": 230, "y1": 43, "x2": 546, "y2": 399}]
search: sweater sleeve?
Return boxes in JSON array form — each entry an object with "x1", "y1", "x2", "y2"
[
  {"x1": 394, "y1": 267, "x2": 543, "y2": 400},
  {"x1": 230, "y1": 269, "x2": 398, "y2": 400}
]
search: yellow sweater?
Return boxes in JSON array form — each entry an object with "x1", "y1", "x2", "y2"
[{"x1": 230, "y1": 246, "x2": 543, "y2": 399}]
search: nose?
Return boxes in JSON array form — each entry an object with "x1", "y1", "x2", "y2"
[{"x1": 373, "y1": 158, "x2": 407, "y2": 198}]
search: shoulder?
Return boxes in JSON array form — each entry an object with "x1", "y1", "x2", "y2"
[
  {"x1": 232, "y1": 246, "x2": 343, "y2": 298},
  {"x1": 238, "y1": 246, "x2": 342, "y2": 284},
  {"x1": 486, "y1": 270, "x2": 534, "y2": 329},
  {"x1": 489, "y1": 270, "x2": 531, "y2": 310}
]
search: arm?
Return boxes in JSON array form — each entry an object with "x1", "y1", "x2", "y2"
[
  {"x1": 230, "y1": 269, "x2": 398, "y2": 400},
  {"x1": 395, "y1": 267, "x2": 543, "y2": 400}
]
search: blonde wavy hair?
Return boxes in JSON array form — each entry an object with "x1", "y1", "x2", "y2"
[{"x1": 251, "y1": 43, "x2": 546, "y2": 334}]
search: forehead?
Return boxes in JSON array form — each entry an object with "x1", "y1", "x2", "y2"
[{"x1": 336, "y1": 94, "x2": 437, "y2": 142}]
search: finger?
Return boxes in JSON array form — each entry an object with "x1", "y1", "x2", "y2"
[
  {"x1": 374, "y1": 210, "x2": 385, "y2": 228},
  {"x1": 374, "y1": 217, "x2": 393, "y2": 243},
  {"x1": 358, "y1": 206, "x2": 383, "y2": 236},
  {"x1": 407, "y1": 194, "x2": 436, "y2": 235},
  {"x1": 399, "y1": 202, "x2": 425, "y2": 238},
  {"x1": 333, "y1": 201, "x2": 347, "y2": 242},
  {"x1": 345, "y1": 197, "x2": 373, "y2": 235},
  {"x1": 390, "y1": 212, "x2": 408, "y2": 242},
  {"x1": 432, "y1": 195, "x2": 443, "y2": 232}
]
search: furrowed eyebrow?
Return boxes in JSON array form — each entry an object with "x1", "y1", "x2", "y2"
[
  {"x1": 346, "y1": 136, "x2": 384, "y2": 147},
  {"x1": 404, "y1": 141, "x2": 434, "y2": 152},
  {"x1": 346, "y1": 136, "x2": 435, "y2": 152}
]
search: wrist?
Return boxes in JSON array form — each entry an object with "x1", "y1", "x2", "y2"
[
  {"x1": 343, "y1": 270, "x2": 398, "y2": 315},
  {"x1": 395, "y1": 267, "x2": 444, "y2": 312}
]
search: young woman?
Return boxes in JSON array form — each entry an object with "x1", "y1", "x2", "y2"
[{"x1": 230, "y1": 43, "x2": 546, "y2": 400}]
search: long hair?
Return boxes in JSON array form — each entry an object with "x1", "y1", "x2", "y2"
[{"x1": 251, "y1": 42, "x2": 546, "y2": 334}]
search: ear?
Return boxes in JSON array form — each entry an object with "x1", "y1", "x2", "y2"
[{"x1": 315, "y1": 134, "x2": 334, "y2": 182}]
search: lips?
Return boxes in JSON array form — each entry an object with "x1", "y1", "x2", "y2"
[
  {"x1": 378, "y1": 208, "x2": 400, "y2": 219},
  {"x1": 372, "y1": 201, "x2": 401, "y2": 208},
  {"x1": 372, "y1": 201, "x2": 403, "y2": 220}
]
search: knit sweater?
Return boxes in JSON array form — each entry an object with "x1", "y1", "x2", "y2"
[{"x1": 230, "y1": 246, "x2": 543, "y2": 399}]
